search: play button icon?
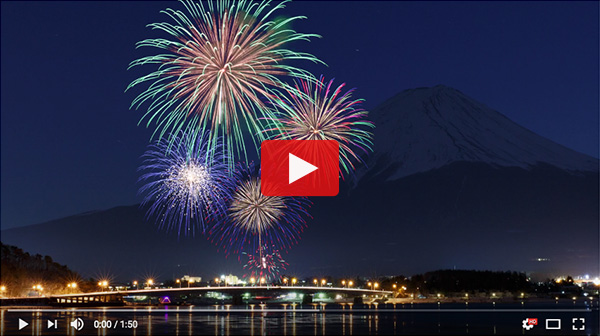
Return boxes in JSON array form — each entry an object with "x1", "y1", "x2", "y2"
[
  {"x1": 19, "y1": 318, "x2": 29, "y2": 330},
  {"x1": 289, "y1": 153, "x2": 318, "y2": 184},
  {"x1": 261, "y1": 140, "x2": 339, "y2": 196}
]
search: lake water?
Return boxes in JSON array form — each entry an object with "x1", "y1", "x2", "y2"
[{"x1": 1, "y1": 301, "x2": 598, "y2": 335}]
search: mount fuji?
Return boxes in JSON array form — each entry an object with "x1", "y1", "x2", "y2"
[{"x1": 363, "y1": 85, "x2": 597, "y2": 181}]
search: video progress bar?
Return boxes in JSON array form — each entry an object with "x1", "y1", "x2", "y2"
[{"x1": 7, "y1": 308, "x2": 595, "y2": 313}]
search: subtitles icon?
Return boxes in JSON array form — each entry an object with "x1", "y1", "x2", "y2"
[
  {"x1": 70, "y1": 318, "x2": 84, "y2": 331},
  {"x1": 522, "y1": 318, "x2": 537, "y2": 330}
]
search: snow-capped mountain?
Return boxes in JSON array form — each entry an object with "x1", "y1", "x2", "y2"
[{"x1": 368, "y1": 85, "x2": 598, "y2": 180}]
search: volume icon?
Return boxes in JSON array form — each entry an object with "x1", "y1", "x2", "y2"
[{"x1": 70, "y1": 318, "x2": 84, "y2": 331}]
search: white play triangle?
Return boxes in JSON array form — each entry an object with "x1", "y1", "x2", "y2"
[
  {"x1": 19, "y1": 319, "x2": 29, "y2": 330},
  {"x1": 289, "y1": 153, "x2": 318, "y2": 184}
]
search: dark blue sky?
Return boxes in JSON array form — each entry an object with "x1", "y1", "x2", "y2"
[{"x1": 1, "y1": 1, "x2": 598, "y2": 229}]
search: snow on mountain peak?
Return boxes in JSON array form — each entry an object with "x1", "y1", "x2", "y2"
[{"x1": 367, "y1": 85, "x2": 598, "y2": 180}]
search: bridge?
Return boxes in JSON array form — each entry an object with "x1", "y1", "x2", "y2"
[{"x1": 1, "y1": 286, "x2": 393, "y2": 307}]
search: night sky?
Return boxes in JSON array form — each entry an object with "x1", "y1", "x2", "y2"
[{"x1": 1, "y1": 1, "x2": 598, "y2": 229}]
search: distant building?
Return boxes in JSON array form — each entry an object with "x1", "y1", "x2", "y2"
[
  {"x1": 222, "y1": 274, "x2": 241, "y2": 285},
  {"x1": 182, "y1": 275, "x2": 202, "y2": 283}
]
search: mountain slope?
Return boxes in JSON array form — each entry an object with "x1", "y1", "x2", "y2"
[{"x1": 368, "y1": 85, "x2": 598, "y2": 180}]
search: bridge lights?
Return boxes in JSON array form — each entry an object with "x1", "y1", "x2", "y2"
[
  {"x1": 374, "y1": 283, "x2": 379, "y2": 289},
  {"x1": 260, "y1": 277, "x2": 266, "y2": 285},
  {"x1": 292, "y1": 278, "x2": 297, "y2": 285},
  {"x1": 33, "y1": 284, "x2": 43, "y2": 295},
  {"x1": 176, "y1": 279, "x2": 181, "y2": 288},
  {"x1": 250, "y1": 277, "x2": 256, "y2": 286},
  {"x1": 283, "y1": 278, "x2": 288, "y2": 285},
  {"x1": 321, "y1": 279, "x2": 326, "y2": 287},
  {"x1": 342, "y1": 280, "x2": 346, "y2": 287},
  {"x1": 67, "y1": 282, "x2": 77, "y2": 292},
  {"x1": 348, "y1": 281, "x2": 353, "y2": 287},
  {"x1": 98, "y1": 280, "x2": 109, "y2": 291}
]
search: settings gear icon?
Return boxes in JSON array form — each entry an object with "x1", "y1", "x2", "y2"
[{"x1": 522, "y1": 318, "x2": 535, "y2": 330}]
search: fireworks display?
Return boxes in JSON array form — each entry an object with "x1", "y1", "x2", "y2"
[
  {"x1": 127, "y1": 0, "x2": 323, "y2": 167},
  {"x1": 265, "y1": 76, "x2": 374, "y2": 176},
  {"x1": 138, "y1": 132, "x2": 233, "y2": 237},
  {"x1": 128, "y1": 1, "x2": 373, "y2": 276},
  {"x1": 242, "y1": 245, "x2": 288, "y2": 282},
  {"x1": 208, "y1": 163, "x2": 311, "y2": 255}
]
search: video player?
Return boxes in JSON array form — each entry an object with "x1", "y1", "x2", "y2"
[{"x1": 1, "y1": 1, "x2": 598, "y2": 335}]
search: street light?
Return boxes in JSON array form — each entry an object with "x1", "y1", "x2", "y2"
[
  {"x1": 313, "y1": 279, "x2": 318, "y2": 286},
  {"x1": 367, "y1": 282, "x2": 372, "y2": 290},
  {"x1": 321, "y1": 279, "x2": 326, "y2": 287},
  {"x1": 133, "y1": 281, "x2": 138, "y2": 289},
  {"x1": 342, "y1": 280, "x2": 346, "y2": 288},
  {"x1": 189, "y1": 279, "x2": 195, "y2": 288},
  {"x1": 33, "y1": 284, "x2": 43, "y2": 296},
  {"x1": 98, "y1": 281, "x2": 108, "y2": 291},
  {"x1": 176, "y1": 279, "x2": 181, "y2": 288},
  {"x1": 260, "y1": 277, "x2": 266, "y2": 285},
  {"x1": 292, "y1": 278, "x2": 297, "y2": 286},
  {"x1": 283, "y1": 278, "x2": 288, "y2": 286},
  {"x1": 147, "y1": 279, "x2": 154, "y2": 288},
  {"x1": 348, "y1": 281, "x2": 353, "y2": 288},
  {"x1": 250, "y1": 277, "x2": 255, "y2": 286},
  {"x1": 214, "y1": 278, "x2": 220, "y2": 287}
]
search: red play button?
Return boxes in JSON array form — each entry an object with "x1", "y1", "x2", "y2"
[{"x1": 261, "y1": 140, "x2": 339, "y2": 196}]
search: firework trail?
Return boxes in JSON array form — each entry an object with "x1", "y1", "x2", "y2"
[
  {"x1": 265, "y1": 76, "x2": 374, "y2": 177},
  {"x1": 127, "y1": 0, "x2": 324, "y2": 168},
  {"x1": 138, "y1": 131, "x2": 233, "y2": 237},
  {"x1": 242, "y1": 245, "x2": 288, "y2": 283},
  {"x1": 208, "y1": 163, "x2": 311, "y2": 256}
]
